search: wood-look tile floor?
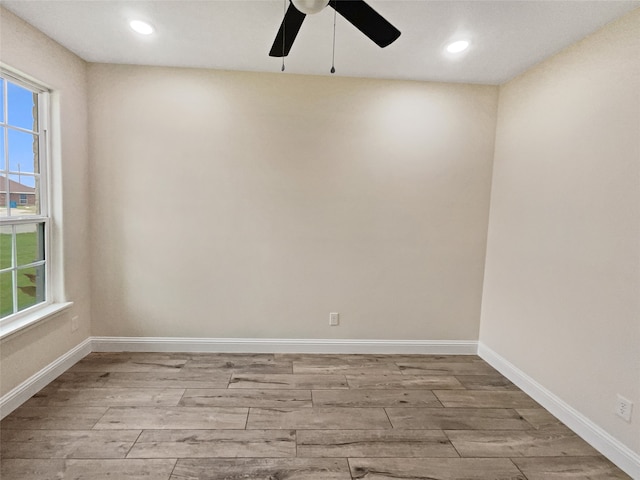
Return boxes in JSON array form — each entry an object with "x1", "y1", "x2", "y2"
[{"x1": 0, "y1": 352, "x2": 631, "y2": 479}]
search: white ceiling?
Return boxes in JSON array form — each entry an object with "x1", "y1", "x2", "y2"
[{"x1": 3, "y1": 0, "x2": 639, "y2": 85}]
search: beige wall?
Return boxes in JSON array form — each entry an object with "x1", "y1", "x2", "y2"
[
  {"x1": 0, "y1": 8, "x2": 91, "y2": 396},
  {"x1": 88, "y1": 64, "x2": 498, "y2": 340},
  {"x1": 480, "y1": 9, "x2": 640, "y2": 454},
  {"x1": 1, "y1": 2, "x2": 637, "y2": 467}
]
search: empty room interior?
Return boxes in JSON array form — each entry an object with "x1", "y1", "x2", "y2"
[{"x1": 0, "y1": 1, "x2": 639, "y2": 479}]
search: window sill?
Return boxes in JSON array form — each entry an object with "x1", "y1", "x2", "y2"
[{"x1": 0, "y1": 302, "x2": 74, "y2": 340}]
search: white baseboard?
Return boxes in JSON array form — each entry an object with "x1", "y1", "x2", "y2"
[
  {"x1": 0, "y1": 337, "x2": 92, "y2": 419},
  {"x1": 478, "y1": 342, "x2": 640, "y2": 480},
  {"x1": 90, "y1": 336, "x2": 478, "y2": 355}
]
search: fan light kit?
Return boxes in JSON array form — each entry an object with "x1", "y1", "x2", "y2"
[
  {"x1": 291, "y1": 0, "x2": 331, "y2": 15},
  {"x1": 446, "y1": 40, "x2": 470, "y2": 53},
  {"x1": 130, "y1": 20, "x2": 154, "y2": 35}
]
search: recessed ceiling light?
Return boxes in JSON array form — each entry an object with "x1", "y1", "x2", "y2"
[
  {"x1": 446, "y1": 40, "x2": 470, "y2": 54},
  {"x1": 130, "y1": 20, "x2": 154, "y2": 35}
]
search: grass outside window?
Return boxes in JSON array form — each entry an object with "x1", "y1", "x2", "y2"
[{"x1": 0, "y1": 225, "x2": 46, "y2": 318}]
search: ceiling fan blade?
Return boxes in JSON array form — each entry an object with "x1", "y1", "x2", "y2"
[
  {"x1": 330, "y1": 0, "x2": 400, "y2": 48},
  {"x1": 269, "y1": 3, "x2": 307, "y2": 57}
]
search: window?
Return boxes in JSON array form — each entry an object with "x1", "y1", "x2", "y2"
[{"x1": 0, "y1": 71, "x2": 50, "y2": 324}]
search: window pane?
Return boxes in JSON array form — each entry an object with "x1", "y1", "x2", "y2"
[
  {"x1": 0, "y1": 270, "x2": 14, "y2": 318},
  {"x1": 0, "y1": 78, "x2": 5, "y2": 123},
  {"x1": 0, "y1": 175, "x2": 7, "y2": 218},
  {"x1": 9, "y1": 174, "x2": 39, "y2": 215},
  {"x1": 16, "y1": 264, "x2": 45, "y2": 313},
  {"x1": 8, "y1": 129, "x2": 39, "y2": 174},
  {"x1": 0, "y1": 225, "x2": 12, "y2": 269},
  {"x1": 0, "y1": 127, "x2": 5, "y2": 170},
  {"x1": 7, "y1": 82, "x2": 37, "y2": 131},
  {"x1": 16, "y1": 222, "x2": 44, "y2": 266}
]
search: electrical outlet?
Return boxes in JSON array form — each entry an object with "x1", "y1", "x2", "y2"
[
  {"x1": 329, "y1": 312, "x2": 339, "y2": 326},
  {"x1": 71, "y1": 316, "x2": 79, "y2": 332},
  {"x1": 615, "y1": 395, "x2": 633, "y2": 422}
]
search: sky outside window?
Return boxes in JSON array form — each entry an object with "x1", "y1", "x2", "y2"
[{"x1": 2, "y1": 80, "x2": 38, "y2": 188}]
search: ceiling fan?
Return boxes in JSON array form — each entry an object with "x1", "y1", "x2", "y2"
[{"x1": 269, "y1": 0, "x2": 401, "y2": 57}]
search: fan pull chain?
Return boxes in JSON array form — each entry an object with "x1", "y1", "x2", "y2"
[
  {"x1": 281, "y1": 0, "x2": 286, "y2": 71},
  {"x1": 330, "y1": 0, "x2": 337, "y2": 73}
]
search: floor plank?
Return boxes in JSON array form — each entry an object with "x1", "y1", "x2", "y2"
[
  {"x1": 445, "y1": 429, "x2": 600, "y2": 457},
  {"x1": 180, "y1": 388, "x2": 312, "y2": 408},
  {"x1": 92, "y1": 406, "x2": 248, "y2": 430},
  {"x1": 50, "y1": 370, "x2": 231, "y2": 389},
  {"x1": 1, "y1": 406, "x2": 108, "y2": 430},
  {"x1": 171, "y1": 458, "x2": 351, "y2": 480},
  {"x1": 247, "y1": 407, "x2": 392, "y2": 430},
  {"x1": 396, "y1": 361, "x2": 498, "y2": 376},
  {"x1": 127, "y1": 429, "x2": 296, "y2": 458},
  {"x1": 0, "y1": 429, "x2": 141, "y2": 459},
  {"x1": 277, "y1": 353, "x2": 485, "y2": 363},
  {"x1": 348, "y1": 457, "x2": 526, "y2": 479},
  {"x1": 68, "y1": 354, "x2": 187, "y2": 373},
  {"x1": 296, "y1": 429, "x2": 459, "y2": 457},
  {"x1": 181, "y1": 355, "x2": 293, "y2": 374},
  {"x1": 386, "y1": 407, "x2": 531, "y2": 430},
  {"x1": 433, "y1": 389, "x2": 541, "y2": 408},
  {"x1": 25, "y1": 386, "x2": 185, "y2": 407},
  {"x1": 0, "y1": 458, "x2": 176, "y2": 480},
  {"x1": 229, "y1": 373, "x2": 348, "y2": 389},
  {"x1": 312, "y1": 389, "x2": 442, "y2": 407},
  {"x1": 293, "y1": 362, "x2": 402, "y2": 376},
  {"x1": 346, "y1": 374, "x2": 463, "y2": 389},
  {"x1": 516, "y1": 408, "x2": 569, "y2": 430},
  {"x1": 512, "y1": 456, "x2": 633, "y2": 479},
  {"x1": 455, "y1": 374, "x2": 518, "y2": 390}
]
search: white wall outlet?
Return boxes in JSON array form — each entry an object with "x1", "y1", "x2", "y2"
[
  {"x1": 615, "y1": 394, "x2": 633, "y2": 422},
  {"x1": 329, "y1": 312, "x2": 339, "y2": 326},
  {"x1": 71, "y1": 316, "x2": 79, "y2": 332}
]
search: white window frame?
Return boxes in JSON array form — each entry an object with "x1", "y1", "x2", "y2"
[{"x1": 0, "y1": 68, "x2": 71, "y2": 338}]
